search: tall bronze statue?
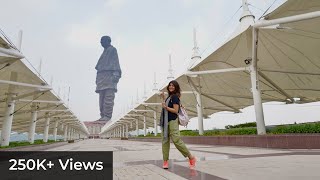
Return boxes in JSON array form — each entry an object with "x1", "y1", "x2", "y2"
[{"x1": 95, "y1": 36, "x2": 121, "y2": 121}]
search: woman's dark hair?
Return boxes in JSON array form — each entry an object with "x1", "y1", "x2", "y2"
[{"x1": 167, "y1": 80, "x2": 181, "y2": 97}]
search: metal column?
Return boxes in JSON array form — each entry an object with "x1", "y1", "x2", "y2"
[
  {"x1": 153, "y1": 111, "x2": 157, "y2": 136},
  {"x1": 143, "y1": 116, "x2": 146, "y2": 136},
  {"x1": 72, "y1": 129, "x2": 75, "y2": 140},
  {"x1": 68, "y1": 128, "x2": 71, "y2": 140},
  {"x1": 53, "y1": 121, "x2": 59, "y2": 141},
  {"x1": 43, "y1": 114, "x2": 50, "y2": 142},
  {"x1": 64, "y1": 125, "x2": 68, "y2": 141},
  {"x1": 125, "y1": 124, "x2": 128, "y2": 138},
  {"x1": 28, "y1": 107, "x2": 38, "y2": 144},
  {"x1": 136, "y1": 119, "x2": 139, "y2": 136},
  {"x1": 1, "y1": 99, "x2": 15, "y2": 146},
  {"x1": 122, "y1": 125, "x2": 125, "y2": 137},
  {"x1": 250, "y1": 28, "x2": 266, "y2": 135},
  {"x1": 1, "y1": 72, "x2": 17, "y2": 147},
  {"x1": 195, "y1": 91, "x2": 204, "y2": 135}
]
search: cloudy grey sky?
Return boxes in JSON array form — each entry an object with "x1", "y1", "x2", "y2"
[{"x1": 1, "y1": 0, "x2": 319, "y2": 130}]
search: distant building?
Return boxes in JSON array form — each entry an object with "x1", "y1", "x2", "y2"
[{"x1": 83, "y1": 121, "x2": 106, "y2": 139}]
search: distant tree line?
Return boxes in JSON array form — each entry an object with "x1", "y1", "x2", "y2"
[{"x1": 225, "y1": 122, "x2": 256, "y2": 129}]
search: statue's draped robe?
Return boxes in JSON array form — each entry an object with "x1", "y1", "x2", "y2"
[
  {"x1": 95, "y1": 45, "x2": 121, "y2": 119},
  {"x1": 95, "y1": 45, "x2": 122, "y2": 92}
]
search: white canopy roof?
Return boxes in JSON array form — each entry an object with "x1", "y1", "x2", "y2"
[
  {"x1": 0, "y1": 34, "x2": 88, "y2": 136},
  {"x1": 101, "y1": 0, "x2": 320, "y2": 135},
  {"x1": 178, "y1": 0, "x2": 320, "y2": 114}
]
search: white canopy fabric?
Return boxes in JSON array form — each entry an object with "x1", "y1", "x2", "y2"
[
  {"x1": 178, "y1": 0, "x2": 320, "y2": 114},
  {"x1": 0, "y1": 35, "x2": 88, "y2": 137},
  {"x1": 105, "y1": 102, "x2": 158, "y2": 132},
  {"x1": 0, "y1": 37, "x2": 20, "y2": 68},
  {"x1": 101, "y1": 0, "x2": 320, "y2": 135},
  {"x1": 264, "y1": 0, "x2": 320, "y2": 20}
]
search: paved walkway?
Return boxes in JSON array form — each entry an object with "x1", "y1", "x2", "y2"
[{"x1": 48, "y1": 139, "x2": 320, "y2": 180}]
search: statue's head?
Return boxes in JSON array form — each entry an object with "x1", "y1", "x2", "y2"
[{"x1": 100, "y1": 36, "x2": 111, "y2": 48}]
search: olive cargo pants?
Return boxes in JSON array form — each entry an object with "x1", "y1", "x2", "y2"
[{"x1": 162, "y1": 120, "x2": 191, "y2": 160}]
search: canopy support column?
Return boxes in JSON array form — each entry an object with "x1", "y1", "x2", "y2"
[
  {"x1": 143, "y1": 116, "x2": 146, "y2": 136},
  {"x1": 136, "y1": 119, "x2": 139, "y2": 136},
  {"x1": 250, "y1": 28, "x2": 266, "y2": 135},
  {"x1": 153, "y1": 111, "x2": 158, "y2": 136},
  {"x1": 1, "y1": 72, "x2": 17, "y2": 147},
  {"x1": 43, "y1": 114, "x2": 50, "y2": 142},
  {"x1": 187, "y1": 77, "x2": 204, "y2": 135},
  {"x1": 1, "y1": 98, "x2": 15, "y2": 146},
  {"x1": 195, "y1": 91, "x2": 204, "y2": 135},
  {"x1": 68, "y1": 128, "x2": 71, "y2": 140},
  {"x1": 125, "y1": 124, "x2": 128, "y2": 138},
  {"x1": 122, "y1": 125, "x2": 125, "y2": 138},
  {"x1": 28, "y1": 104, "x2": 38, "y2": 144},
  {"x1": 71, "y1": 129, "x2": 74, "y2": 140},
  {"x1": 53, "y1": 121, "x2": 59, "y2": 141},
  {"x1": 64, "y1": 125, "x2": 68, "y2": 141},
  {"x1": 121, "y1": 125, "x2": 123, "y2": 137}
]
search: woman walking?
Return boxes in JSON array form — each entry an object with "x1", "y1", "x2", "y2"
[{"x1": 160, "y1": 80, "x2": 196, "y2": 169}]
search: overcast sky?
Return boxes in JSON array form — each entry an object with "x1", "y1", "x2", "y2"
[{"x1": 1, "y1": 0, "x2": 319, "y2": 130}]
